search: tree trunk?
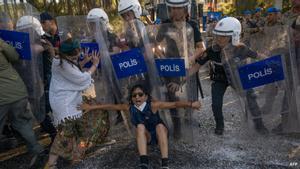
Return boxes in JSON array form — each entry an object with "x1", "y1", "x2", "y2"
[{"x1": 67, "y1": 0, "x2": 72, "y2": 15}]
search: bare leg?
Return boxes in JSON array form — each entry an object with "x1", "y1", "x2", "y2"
[
  {"x1": 136, "y1": 124, "x2": 150, "y2": 155},
  {"x1": 156, "y1": 124, "x2": 168, "y2": 158},
  {"x1": 44, "y1": 154, "x2": 59, "y2": 169}
]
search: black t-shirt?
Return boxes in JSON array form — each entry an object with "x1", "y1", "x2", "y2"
[
  {"x1": 187, "y1": 20, "x2": 203, "y2": 44},
  {"x1": 196, "y1": 46, "x2": 228, "y2": 83},
  {"x1": 196, "y1": 45, "x2": 258, "y2": 84}
]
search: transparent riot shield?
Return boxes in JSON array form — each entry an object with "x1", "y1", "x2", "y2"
[
  {"x1": 115, "y1": 19, "x2": 162, "y2": 100},
  {"x1": 0, "y1": 2, "x2": 40, "y2": 27},
  {"x1": 105, "y1": 19, "x2": 164, "y2": 137},
  {"x1": 146, "y1": 22, "x2": 198, "y2": 142},
  {"x1": 55, "y1": 15, "x2": 112, "y2": 144},
  {"x1": 221, "y1": 25, "x2": 296, "y2": 134},
  {"x1": 287, "y1": 25, "x2": 300, "y2": 133},
  {"x1": 0, "y1": 3, "x2": 46, "y2": 123}
]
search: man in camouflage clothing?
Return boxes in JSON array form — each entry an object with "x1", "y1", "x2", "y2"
[
  {"x1": 241, "y1": 10, "x2": 256, "y2": 45},
  {"x1": 265, "y1": 7, "x2": 283, "y2": 27},
  {"x1": 253, "y1": 7, "x2": 265, "y2": 28}
]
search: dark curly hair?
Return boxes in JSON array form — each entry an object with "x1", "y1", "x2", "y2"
[{"x1": 128, "y1": 84, "x2": 152, "y2": 104}]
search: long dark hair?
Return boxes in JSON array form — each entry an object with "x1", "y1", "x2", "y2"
[{"x1": 128, "y1": 84, "x2": 151, "y2": 104}]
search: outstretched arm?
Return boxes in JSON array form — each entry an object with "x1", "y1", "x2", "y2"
[
  {"x1": 152, "y1": 101, "x2": 201, "y2": 112},
  {"x1": 188, "y1": 49, "x2": 209, "y2": 76},
  {"x1": 79, "y1": 103, "x2": 129, "y2": 114}
]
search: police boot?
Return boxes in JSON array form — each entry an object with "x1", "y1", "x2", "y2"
[
  {"x1": 214, "y1": 119, "x2": 224, "y2": 135},
  {"x1": 253, "y1": 118, "x2": 269, "y2": 135}
]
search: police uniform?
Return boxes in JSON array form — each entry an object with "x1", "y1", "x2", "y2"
[
  {"x1": 265, "y1": 7, "x2": 284, "y2": 27},
  {"x1": 196, "y1": 46, "x2": 228, "y2": 132},
  {"x1": 196, "y1": 45, "x2": 268, "y2": 134},
  {"x1": 242, "y1": 17, "x2": 264, "y2": 46},
  {"x1": 156, "y1": 19, "x2": 202, "y2": 94},
  {"x1": 156, "y1": 19, "x2": 202, "y2": 136},
  {"x1": 223, "y1": 45, "x2": 268, "y2": 133},
  {"x1": 123, "y1": 20, "x2": 152, "y2": 96},
  {"x1": 266, "y1": 19, "x2": 283, "y2": 27}
]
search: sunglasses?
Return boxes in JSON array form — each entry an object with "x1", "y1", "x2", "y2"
[{"x1": 132, "y1": 92, "x2": 145, "y2": 98}]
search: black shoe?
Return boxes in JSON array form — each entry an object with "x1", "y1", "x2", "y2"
[
  {"x1": 138, "y1": 163, "x2": 150, "y2": 169},
  {"x1": 255, "y1": 123, "x2": 269, "y2": 135},
  {"x1": 214, "y1": 128, "x2": 224, "y2": 135},
  {"x1": 253, "y1": 119, "x2": 269, "y2": 135}
]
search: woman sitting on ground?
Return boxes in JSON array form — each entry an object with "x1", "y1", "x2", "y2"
[{"x1": 80, "y1": 84, "x2": 201, "y2": 169}]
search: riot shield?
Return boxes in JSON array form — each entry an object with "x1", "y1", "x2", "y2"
[
  {"x1": 106, "y1": 19, "x2": 164, "y2": 137},
  {"x1": 146, "y1": 21, "x2": 198, "y2": 142},
  {"x1": 0, "y1": 2, "x2": 40, "y2": 27},
  {"x1": 55, "y1": 15, "x2": 112, "y2": 144},
  {"x1": 0, "y1": 3, "x2": 46, "y2": 123},
  {"x1": 287, "y1": 25, "x2": 300, "y2": 133},
  {"x1": 221, "y1": 25, "x2": 296, "y2": 134}
]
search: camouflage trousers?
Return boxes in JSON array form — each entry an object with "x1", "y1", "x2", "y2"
[{"x1": 50, "y1": 98, "x2": 110, "y2": 162}]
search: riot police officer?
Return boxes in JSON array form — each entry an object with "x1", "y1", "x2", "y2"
[{"x1": 190, "y1": 17, "x2": 268, "y2": 135}]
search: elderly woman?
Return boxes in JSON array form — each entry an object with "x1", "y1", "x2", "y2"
[{"x1": 44, "y1": 38, "x2": 100, "y2": 169}]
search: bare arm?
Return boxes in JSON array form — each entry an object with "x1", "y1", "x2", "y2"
[
  {"x1": 79, "y1": 103, "x2": 129, "y2": 114},
  {"x1": 152, "y1": 101, "x2": 201, "y2": 112},
  {"x1": 86, "y1": 50, "x2": 100, "y2": 75},
  {"x1": 188, "y1": 63, "x2": 201, "y2": 76},
  {"x1": 188, "y1": 48, "x2": 208, "y2": 76}
]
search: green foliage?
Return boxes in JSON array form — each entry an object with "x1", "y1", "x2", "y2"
[
  {"x1": 109, "y1": 12, "x2": 124, "y2": 36},
  {"x1": 218, "y1": 2, "x2": 235, "y2": 15}
]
